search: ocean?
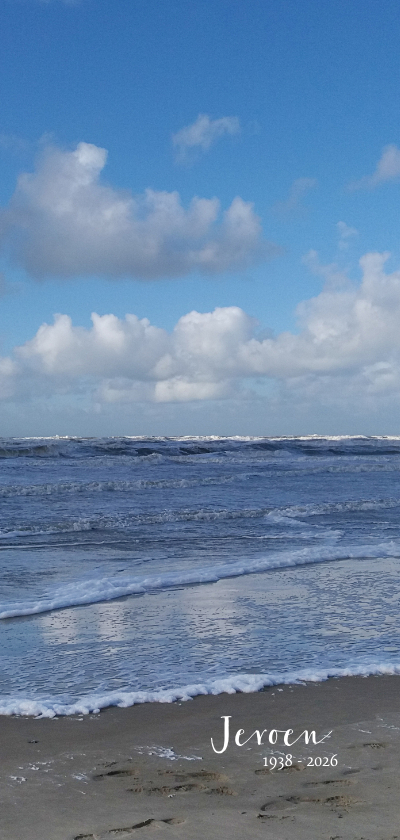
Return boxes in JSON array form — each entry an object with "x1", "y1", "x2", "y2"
[{"x1": 1, "y1": 435, "x2": 400, "y2": 718}]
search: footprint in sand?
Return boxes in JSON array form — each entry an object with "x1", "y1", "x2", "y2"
[
  {"x1": 127, "y1": 782, "x2": 236, "y2": 796},
  {"x1": 160, "y1": 770, "x2": 224, "y2": 782},
  {"x1": 74, "y1": 818, "x2": 185, "y2": 840},
  {"x1": 303, "y1": 778, "x2": 354, "y2": 787},
  {"x1": 93, "y1": 766, "x2": 235, "y2": 795},
  {"x1": 255, "y1": 763, "x2": 304, "y2": 775},
  {"x1": 108, "y1": 819, "x2": 185, "y2": 835},
  {"x1": 257, "y1": 814, "x2": 295, "y2": 821},
  {"x1": 74, "y1": 835, "x2": 99, "y2": 840},
  {"x1": 363, "y1": 742, "x2": 387, "y2": 748},
  {"x1": 259, "y1": 793, "x2": 361, "y2": 814},
  {"x1": 348, "y1": 741, "x2": 388, "y2": 750},
  {"x1": 93, "y1": 768, "x2": 141, "y2": 781}
]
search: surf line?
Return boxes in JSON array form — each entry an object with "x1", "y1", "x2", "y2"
[{"x1": 211, "y1": 716, "x2": 332, "y2": 754}]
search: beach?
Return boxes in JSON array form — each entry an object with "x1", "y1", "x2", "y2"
[{"x1": 1, "y1": 675, "x2": 400, "y2": 840}]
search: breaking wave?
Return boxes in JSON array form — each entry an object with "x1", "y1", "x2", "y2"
[
  {"x1": 1, "y1": 540, "x2": 399, "y2": 620},
  {"x1": 2, "y1": 662, "x2": 400, "y2": 717},
  {"x1": 2, "y1": 434, "x2": 400, "y2": 461}
]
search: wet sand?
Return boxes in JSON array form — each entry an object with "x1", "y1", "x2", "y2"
[{"x1": 1, "y1": 675, "x2": 400, "y2": 840}]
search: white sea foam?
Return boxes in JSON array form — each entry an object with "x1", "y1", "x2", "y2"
[
  {"x1": 134, "y1": 746, "x2": 202, "y2": 761},
  {"x1": 1, "y1": 662, "x2": 400, "y2": 718},
  {"x1": 1, "y1": 540, "x2": 399, "y2": 620}
]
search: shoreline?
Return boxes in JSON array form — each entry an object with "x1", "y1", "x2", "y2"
[
  {"x1": 1, "y1": 674, "x2": 400, "y2": 839},
  {"x1": 2, "y1": 662, "x2": 400, "y2": 718}
]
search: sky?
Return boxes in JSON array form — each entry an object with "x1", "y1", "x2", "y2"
[{"x1": 1, "y1": 0, "x2": 400, "y2": 436}]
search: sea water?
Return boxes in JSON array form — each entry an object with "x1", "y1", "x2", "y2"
[{"x1": 1, "y1": 435, "x2": 400, "y2": 717}]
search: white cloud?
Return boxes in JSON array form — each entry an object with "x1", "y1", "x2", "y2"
[
  {"x1": 274, "y1": 177, "x2": 317, "y2": 214},
  {"x1": 3, "y1": 251, "x2": 400, "y2": 417},
  {"x1": 349, "y1": 144, "x2": 400, "y2": 189},
  {"x1": 172, "y1": 114, "x2": 240, "y2": 162},
  {"x1": 337, "y1": 221, "x2": 358, "y2": 250},
  {"x1": 11, "y1": 306, "x2": 255, "y2": 402},
  {"x1": 0, "y1": 141, "x2": 269, "y2": 279}
]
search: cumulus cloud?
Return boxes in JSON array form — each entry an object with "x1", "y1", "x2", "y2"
[
  {"x1": 172, "y1": 114, "x2": 240, "y2": 162},
  {"x1": 11, "y1": 306, "x2": 255, "y2": 403},
  {"x1": 349, "y1": 144, "x2": 400, "y2": 189},
  {"x1": 3, "y1": 251, "x2": 400, "y2": 412},
  {"x1": 274, "y1": 177, "x2": 317, "y2": 214},
  {"x1": 0, "y1": 141, "x2": 270, "y2": 280}
]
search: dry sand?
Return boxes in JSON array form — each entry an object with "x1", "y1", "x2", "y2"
[{"x1": 1, "y1": 675, "x2": 400, "y2": 840}]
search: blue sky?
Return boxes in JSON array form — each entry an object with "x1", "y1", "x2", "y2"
[{"x1": 1, "y1": 0, "x2": 400, "y2": 435}]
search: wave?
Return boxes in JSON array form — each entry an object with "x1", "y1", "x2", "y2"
[
  {"x1": 281, "y1": 464, "x2": 400, "y2": 476},
  {"x1": 1, "y1": 662, "x2": 400, "y2": 717},
  {"x1": 2, "y1": 497, "x2": 398, "y2": 540},
  {"x1": 0, "y1": 506, "x2": 280, "y2": 539},
  {"x1": 0, "y1": 436, "x2": 248, "y2": 460},
  {"x1": 0, "y1": 475, "x2": 236, "y2": 498},
  {"x1": 1, "y1": 540, "x2": 399, "y2": 620},
  {"x1": 2, "y1": 466, "x2": 400, "y2": 500},
  {"x1": 0, "y1": 443, "x2": 60, "y2": 458},
  {"x1": 266, "y1": 498, "x2": 400, "y2": 522},
  {"x1": 2, "y1": 435, "x2": 400, "y2": 460}
]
